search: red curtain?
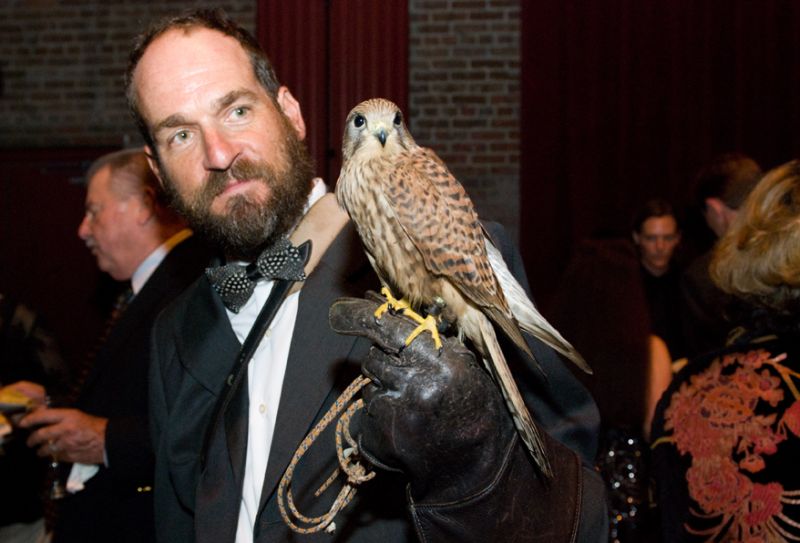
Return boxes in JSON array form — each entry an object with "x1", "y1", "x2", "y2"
[
  {"x1": 257, "y1": 1, "x2": 408, "y2": 184},
  {"x1": 521, "y1": 0, "x2": 800, "y2": 304},
  {"x1": 0, "y1": 148, "x2": 115, "y2": 363}
]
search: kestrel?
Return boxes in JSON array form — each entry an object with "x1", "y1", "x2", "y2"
[{"x1": 335, "y1": 98, "x2": 589, "y2": 476}]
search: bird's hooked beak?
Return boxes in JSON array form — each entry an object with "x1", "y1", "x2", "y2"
[{"x1": 372, "y1": 123, "x2": 389, "y2": 147}]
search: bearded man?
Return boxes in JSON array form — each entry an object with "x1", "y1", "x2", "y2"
[{"x1": 126, "y1": 9, "x2": 606, "y2": 543}]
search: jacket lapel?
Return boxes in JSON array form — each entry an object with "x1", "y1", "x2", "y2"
[
  {"x1": 175, "y1": 276, "x2": 243, "y2": 485},
  {"x1": 221, "y1": 373, "x2": 249, "y2": 493},
  {"x1": 175, "y1": 277, "x2": 241, "y2": 395},
  {"x1": 171, "y1": 278, "x2": 243, "y2": 542}
]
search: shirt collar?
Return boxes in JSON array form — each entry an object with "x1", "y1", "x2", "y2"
[
  {"x1": 304, "y1": 177, "x2": 327, "y2": 213},
  {"x1": 130, "y1": 228, "x2": 193, "y2": 294}
]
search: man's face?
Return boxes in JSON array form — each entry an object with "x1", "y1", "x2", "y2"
[
  {"x1": 77, "y1": 166, "x2": 144, "y2": 281},
  {"x1": 132, "y1": 27, "x2": 313, "y2": 259},
  {"x1": 633, "y1": 215, "x2": 681, "y2": 276}
]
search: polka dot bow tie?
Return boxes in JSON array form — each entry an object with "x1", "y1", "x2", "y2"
[{"x1": 206, "y1": 238, "x2": 310, "y2": 313}]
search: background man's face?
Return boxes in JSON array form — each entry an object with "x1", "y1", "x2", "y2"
[
  {"x1": 77, "y1": 167, "x2": 143, "y2": 280},
  {"x1": 132, "y1": 27, "x2": 312, "y2": 258},
  {"x1": 633, "y1": 215, "x2": 680, "y2": 276}
]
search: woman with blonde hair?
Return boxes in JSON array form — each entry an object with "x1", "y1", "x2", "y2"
[{"x1": 651, "y1": 161, "x2": 800, "y2": 542}]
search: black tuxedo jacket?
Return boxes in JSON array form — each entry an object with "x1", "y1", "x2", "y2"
[
  {"x1": 53, "y1": 234, "x2": 212, "y2": 543},
  {"x1": 150, "y1": 223, "x2": 605, "y2": 542}
]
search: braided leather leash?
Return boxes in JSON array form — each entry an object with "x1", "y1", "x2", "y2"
[{"x1": 277, "y1": 374, "x2": 377, "y2": 534}]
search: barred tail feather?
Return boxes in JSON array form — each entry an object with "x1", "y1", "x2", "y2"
[{"x1": 478, "y1": 316, "x2": 552, "y2": 477}]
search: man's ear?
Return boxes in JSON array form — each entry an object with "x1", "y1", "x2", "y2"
[
  {"x1": 703, "y1": 197, "x2": 729, "y2": 237},
  {"x1": 704, "y1": 197, "x2": 725, "y2": 218},
  {"x1": 632, "y1": 231, "x2": 641, "y2": 245},
  {"x1": 136, "y1": 187, "x2": 158, "y2": 225},
  {"x1": 276, "y1": 87, "x2": 307, "y2": 141},
  {"x1": 144, "y1": 145, "x2": 166, "y2": 189}
]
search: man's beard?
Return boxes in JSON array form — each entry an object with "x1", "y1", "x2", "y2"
[{"x1": 160, "y1": 124, "x2": 315, "y2": 261}]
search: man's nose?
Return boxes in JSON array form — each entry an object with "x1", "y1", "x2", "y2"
[
  {"x1": 77, "y1": 214, "x2": 90, "y2": 240},
  {"x1": 202, "y1": 128, "x2": 239, "y2": 171}
]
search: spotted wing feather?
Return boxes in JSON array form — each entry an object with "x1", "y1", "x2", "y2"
[{"x1": 378, "y1": 146, "x2": 534, "y2": 357}]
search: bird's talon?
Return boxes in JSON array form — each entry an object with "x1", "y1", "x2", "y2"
[
  {"x1": 376, "y1": 286, "x2": 444, "y2": 351},
  {"x1": 376, "y1": 286, "x2": 412, "y2": 318},
  {"x1": 373, "y1": 301, "x2": 391, "y2": 320}
]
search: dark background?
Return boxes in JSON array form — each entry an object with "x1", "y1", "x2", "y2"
[
  {"x1": 520, "y1": 0, "x2": 800, "y2": 304},
  {"x1": 2, "y1": 1, "x2": 799, "y2": 366}
]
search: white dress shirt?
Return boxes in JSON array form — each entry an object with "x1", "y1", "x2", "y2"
[{"x1": 234, "y1": 179, "x2": 327, "y2": 543}]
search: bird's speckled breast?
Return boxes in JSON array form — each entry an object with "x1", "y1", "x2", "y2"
[{"x1": 337, "y1": 156, "x2": 445, "y2": 311}]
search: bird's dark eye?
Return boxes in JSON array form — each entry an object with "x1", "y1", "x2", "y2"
[
  {"x1": 354, "y1": 114, "x2": 366, "y2": 128},
  {"x1": 393, "y1": 112, "x2": 402, "y2": 126}
]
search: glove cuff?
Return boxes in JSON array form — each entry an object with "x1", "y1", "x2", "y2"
[{"x1": 408, "y1": 432, "x2": 583, "y2": 542}]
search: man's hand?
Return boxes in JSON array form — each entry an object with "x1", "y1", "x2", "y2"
[
  {"x1": 329, "y1": 294, "x2": 515, "y2": 503},
  {"x1": 19, "y1": 407, "x2": 108, "y2": 464}
]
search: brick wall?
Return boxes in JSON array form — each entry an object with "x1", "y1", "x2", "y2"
[
  {"x1": 0, "y1": 0, "x2": 521, "y2": 235},
  {"x1": 0, "y1": 1, "x2": 255, "y2": 148},
  {"x1": 409, "y1": 0, "x2": 520, "y2": 237}
]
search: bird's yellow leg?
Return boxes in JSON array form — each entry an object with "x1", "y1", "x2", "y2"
[{"x1": 374, "y1": 286, "x2": 412, "y2": 319}]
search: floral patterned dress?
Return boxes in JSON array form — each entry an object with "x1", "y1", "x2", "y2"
[{"x1": 651, "y1": 328, "x2": 800, "y2": 542}]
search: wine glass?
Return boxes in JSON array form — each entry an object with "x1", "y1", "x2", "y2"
[{"x1": 44, "y1": 395, "x2": 66, "y2": 500}]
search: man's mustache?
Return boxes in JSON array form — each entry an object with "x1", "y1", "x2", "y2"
[{"x1": 206, "y1": 159, "x2": 272, "y2": 197}]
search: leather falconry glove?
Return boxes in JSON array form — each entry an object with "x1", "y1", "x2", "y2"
[{"x1": 329, "y1": 294, "x2": 586, "y2": 542}]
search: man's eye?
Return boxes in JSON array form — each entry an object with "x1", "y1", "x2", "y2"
[
  {"x1": 170, "y1": 130, "x2": 191, "y2": 145},
  {"x1": 232, "y1": 106, "x2": 249, "y2": 118}
]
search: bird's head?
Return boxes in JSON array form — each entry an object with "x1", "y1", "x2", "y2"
[{"x1": 342, "y1": 98, "x2": 416, "y2": 162}]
